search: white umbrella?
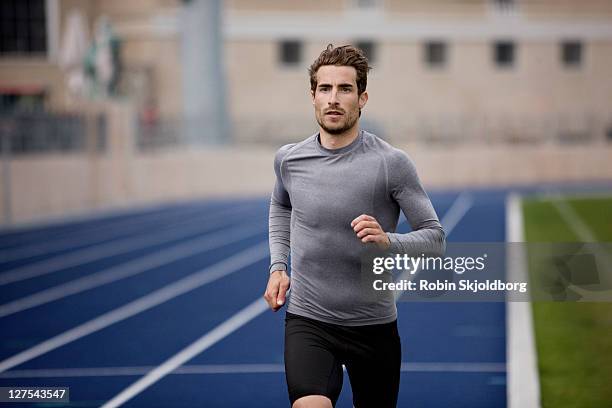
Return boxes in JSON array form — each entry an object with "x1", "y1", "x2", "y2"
[
  {"x1": 93, "y1": 15, "x2": 116, "y2": 97},
  {"x1": 59, "y1": 9, "x2": 89, "y2": 98}
]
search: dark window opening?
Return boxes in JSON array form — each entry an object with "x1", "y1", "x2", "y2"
[
  {"x1": 561, "y1": 40, "x2": 582, "y2": 68},
  {"x1": 0, "y1": 0, "x2": 47, "y2": 55},
  {"x1": 424, "y1": 41, "x2": 447, "y2": 68},
  {"x1": 0, "y1": 91, "x2": 45, "y2": 112},
  {"x1": 494, "y1": 41, "x2": 515, "y2": 68},
  {"x1": 279, "y1": 40, "x2": 302, "y2": 66},
  {"x1": 492, "y1": 0, "x2": 515, "y2": 8},
  {"x1": 355, "y1": 0, "x2": 378, "y2": 8}
]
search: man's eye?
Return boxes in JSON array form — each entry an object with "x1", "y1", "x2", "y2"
[{"x1": 341, "y1": 88, "x2": 351, "y2": 93}]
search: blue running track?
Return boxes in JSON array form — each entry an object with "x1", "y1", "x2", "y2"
[{"x1": 1, "y1": 185, "x2": 607, "y2": 407}]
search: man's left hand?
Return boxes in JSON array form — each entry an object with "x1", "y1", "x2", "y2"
[{"x1": 351, "y1": 214, "x2": 390, "y2": 250}]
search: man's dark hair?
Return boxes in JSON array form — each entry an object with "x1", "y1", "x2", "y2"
[{"x1": 309, "y1": 44, "x2": 372, "y2": 96}]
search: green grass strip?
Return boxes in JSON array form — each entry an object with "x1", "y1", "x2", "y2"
[{"x1": 522, "y1": 195, "x2": 612, "y2": 408}]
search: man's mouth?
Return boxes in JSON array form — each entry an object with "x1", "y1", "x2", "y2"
[{"x1": 325, "y1": 111, "x2": 343, "y2": 116}]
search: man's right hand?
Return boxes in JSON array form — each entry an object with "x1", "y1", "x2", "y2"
[{"x1": 264, "y1": 270, "x2": 291, "y2": 312}]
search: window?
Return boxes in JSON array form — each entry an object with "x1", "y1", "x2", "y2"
[
  {"x1": 0, "y1": 0, "x2": 47, "y2": 55},
  {"x1": 491, "y1": 0, "x2": 515, "y2": 9},
  {"x1": 494, "y1": 41, "x2": 515, "y2": 68},
  {"x1": 355, "y1": 40, "x2": 376, "y2": 64},
  {"x1": 0, "y1": 91, "x2": 45, "y2": 112},
  {"x1": 279, "y1": 40, "x2": 301, "y2": 66},
  {"x1": 354, "y1": 0, "x2": 379, "y2": 9},
  {"x1": 561, "y1": 40, "x2": 582, "y2": 68},
  {"x1": 424, "y1": 41, "x2": 447, "y2": 68}
]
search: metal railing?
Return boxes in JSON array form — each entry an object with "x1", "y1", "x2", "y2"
[
  {"x1": 2, "y1": 111, "x2": 610, "y2": 154},
  {"x1": 0, "y1": 112, "x2": 107, "y2": 156},
  {"x1": 227, "y1": 113, "x2": 612, "y2": 147}
]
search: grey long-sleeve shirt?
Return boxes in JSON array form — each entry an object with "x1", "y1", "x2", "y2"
[{"x1": 269, "y1": 130, "x2": 445, "y2": 326}]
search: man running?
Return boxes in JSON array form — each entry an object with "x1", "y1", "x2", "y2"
[{"x1": 264, "y1": 44, "x2": 445, "y2": 408}]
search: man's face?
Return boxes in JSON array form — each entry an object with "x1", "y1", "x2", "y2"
[{"x1": 311, "y1": 65, "x2": 368, "y2": 136}]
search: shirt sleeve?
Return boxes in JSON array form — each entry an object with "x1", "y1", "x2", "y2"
[
  {"x1": 268, "y1": 145, "x2": 293, "y2": 273},
  {"x1": 385, "y1": 149, "x2": 446, "y2": 257}
]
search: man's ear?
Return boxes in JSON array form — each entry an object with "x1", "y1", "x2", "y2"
[
  {"x1": 310, "y1": 89, "x2": 315, "y2": 104},
  {"x1": 359, "y1": 91, "x2": 368, "y2": 109}
]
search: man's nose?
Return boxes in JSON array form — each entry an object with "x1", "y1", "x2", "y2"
[{"x1": 328, "y1": 88, "x2": 339, "y2": 105}]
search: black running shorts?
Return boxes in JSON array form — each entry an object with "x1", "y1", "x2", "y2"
[{"x1": 284, "y1": 312, "x2": 401, "y2": 408}]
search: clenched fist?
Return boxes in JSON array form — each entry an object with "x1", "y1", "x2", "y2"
[
  {"x1": 264, "y1": 270, "x2": 291, "y2": 312},
  {"x1": 351, "y1": 214, "x2": 391, "y2": 250}
]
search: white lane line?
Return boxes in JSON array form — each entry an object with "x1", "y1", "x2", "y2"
[
  {"x1": 0, "y1": 362, "x2": 506, "y2": 378},
  {"x1": 0, "y1": 205, "x2": 254, "y2": 286},
  {"x1": 439, "y1": 192, "x2": 474, "y2": 234},
  {"x1": 401, "y1": 362, "x2": 506, "y2": 372},
  {"x1": 549, "y1": 195, "x2": 612, "y2": 300},
  {"x1": 0, "y1": 241, "x2": 270, "y2": 374},
  {"x1": 0, "y1": 205, "x2": 247, "y2": 262},
  {"x1": 0, "y1": 204, "x2": 239, "y2": 263},
  {"x1": 0, "y1": 205, "x2": 189, "y2": 251},
  {"x1": 506, "y1": 193, "x2": 541, "y2": 408},
  {"x1": 0, "y1": 222, "x2": 266, "y2": 318},
  {"x1": 550, "y1": 197, "x2": 598, "y2": 242},
  {"x1": 0, "y1": 200, "x2": 215, "y2": 238},
  {"x1": 0, "y1": 364, "x2": 285, "y2": 378},
  {"x1": 394, "y1": 192, "x2": 473, "y2": 300},
  {"x1": 100, "y1": 297, "x2": 270, "y2": 408}
]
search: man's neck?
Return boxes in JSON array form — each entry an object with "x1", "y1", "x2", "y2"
[{"x1": 319, "y1": 126, "x2": 360, "y2": 150}]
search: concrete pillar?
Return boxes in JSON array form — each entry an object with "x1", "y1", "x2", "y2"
[{"x1": 180, "y1": 0, "x2": 230, "y2": 145}]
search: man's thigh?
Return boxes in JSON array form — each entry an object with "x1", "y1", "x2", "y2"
[
  {"x1": 344, "y1": 320, "x2": 401, "y2": 408},
  {"x1": 284, "y1": 313, "x2": 344, "y2": 407}
]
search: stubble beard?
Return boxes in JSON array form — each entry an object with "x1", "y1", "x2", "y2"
[{"x1": 316, "y1": 109, "x2": 359, "y2": 136}]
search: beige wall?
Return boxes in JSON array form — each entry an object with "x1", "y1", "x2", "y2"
[
  {"x1": 118, "y1": 38, "x2": 183, "y2": 117},
  {"x1": 228, "y1": 0, "x2": 344, "y2": 13},
  {"x1": 386, "y1": 0, "x2": 487, "y2": 17},
  {"x1": 522, "y1": 0, "x2": 612, "y2": 19},
  {"x1": 94, "y1": 0, "x2": 177, "y2": 19},
  {"x1": 226, "y1": 38, "x2": 612, "y2": 144},
  {"x1": 222, "y1": 0, "x2": 612, "y2": 143},
  {"x1": 372, "y1": 40, "x2": 611, "y2": 116}
]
